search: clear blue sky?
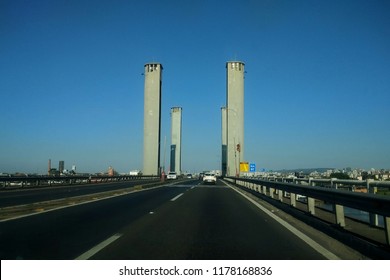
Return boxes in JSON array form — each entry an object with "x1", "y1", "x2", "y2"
[{"x1": 1, "y1": 0, "x2": 389, "y2": 174}]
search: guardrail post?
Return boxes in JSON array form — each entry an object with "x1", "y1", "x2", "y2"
[
  {"x1": 307, "y1": 198, "x2": 315, "y2": 215},
  {"x1": 331, "y1": 178, "x2": 337, "y2": 189},
  {"x1": 307, "y1": 179, "x2": 315, "y2": 215},
  {"x1": 385, "y1": 216, "x2": 390, "y2": 246},
  {"x1": 278, "y1": 189, "x2": 283, "y2": 202},
  {"x1": 278, "y1": 190, "x2": 283, "y2": 202},
  {"x1": 290, "y1": 193, "x2": 296, "y2": 207},
  {"x1": 367, "y1": 179, "x2": 379, "y2": 227},
  {"x1": 269, "y1": 187, "x2": 274, "y2": 199},
  {"x1": 334, "y1": 204, "x2": 346, "y2": 227}
]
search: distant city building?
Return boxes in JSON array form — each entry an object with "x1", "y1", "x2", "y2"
[
  {"x1": 170, "y1": 107, "x2": 182, "y2": 175},
  {"x1": 108, "y1": 166, "x2": 114, "y2": 176},
  {"x1": 226, "y1": 61, "x2": 245, "y2": 177},
  {"x1": 143, "y1": 63, "x2": 163, "y2": 175},
  {"x1": 59, "y1": 161, "x2": 64, "y2": 173},
  {"x1": 48, "y1": 159, "x2": 51, "y2": 175}
]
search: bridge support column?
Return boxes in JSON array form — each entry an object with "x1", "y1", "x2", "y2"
[
  {"x1": 262, "y1": 185, "x2": 267, "y2": 195},
  {"x1": 334, "y1": 204, "x2": 346, "y2": 227}
]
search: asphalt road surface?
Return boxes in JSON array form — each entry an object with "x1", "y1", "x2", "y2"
[
  {"x1": 0, "y1": 179, "x2": 159, "y2": 207},
  {"x1": 0, "y1": 179, "x2": 341, "y2": 260}
]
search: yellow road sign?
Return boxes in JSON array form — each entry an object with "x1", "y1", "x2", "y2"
[{"x1": 240, "y1": 162, "x2": 249, "y2": 172}]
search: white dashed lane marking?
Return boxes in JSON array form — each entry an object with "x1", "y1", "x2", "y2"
[
  {"x1": 75, "y1": 233, "x2": 122, "y2": 260},
  {"x1": 170, "y1": 193, "x2": 184, "y2": 201}
]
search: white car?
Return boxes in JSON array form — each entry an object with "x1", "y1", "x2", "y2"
[
  {"x1": 167, "y1": 171, "x2": 177, "y2": 180},
  {"x1": 202, "y1": 173, "x2": 217, "y2": 184}
]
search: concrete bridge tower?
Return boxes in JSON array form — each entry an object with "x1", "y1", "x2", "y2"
[
  {"x1": 143, "y1": 63, "x2": 163, "y2": 175},
  {"x1": 221, "y1": 107, "x2": 227, "y2": 176},
  {"x1": 226, "y1": 61, "x2": 245, "y2": 177},
  {"x1": 170, "y1": 107, "x2": 182, "y2": 175}
]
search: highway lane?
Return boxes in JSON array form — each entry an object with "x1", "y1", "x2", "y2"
[
  {"x1": 0, "y1": 179, "x2": 160, "y2": 208},
  {"x1": 0, "y1": 178, "x2": 344, "y2": 259},
  {"x1": 89, "y1": 181, "x2": 330, "y2": 260},
  {"x1": 0, "y1": 181, "x2": 191, "y2": 259}
]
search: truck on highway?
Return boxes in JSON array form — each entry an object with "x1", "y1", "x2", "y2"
[{"x1": 129, "y1": 170, "x2": 141, "y2": 176}]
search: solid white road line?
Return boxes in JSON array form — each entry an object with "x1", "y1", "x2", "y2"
[
  {"x1": 224, "y1": 181, "x2": 340, "y2": 260},
  {"x1": 75, "y1": 233, "x2": 122, "y2": 260},
  {"x1": 170, "y1": 193, "x2": 184, "y2": 201}
]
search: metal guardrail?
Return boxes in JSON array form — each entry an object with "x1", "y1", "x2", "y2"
[
  {"x1": 256, "y1": 176, "x2": 390, "y2": 189},
  {"x1": 0, "y1": 174, "x2": 160, "y2": 189},
  {"x1": 225, "y1": 176, "x2": 390, "y2": 245}
]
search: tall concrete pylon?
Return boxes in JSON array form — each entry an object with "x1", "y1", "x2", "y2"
[
  {"x1": 226, "y1": 61, "x2": 245, "y2": 177},
  {"x1": 221, "y1": 107, "x2": 227, "y2": 176},
  {"x1": 143, "y1": 63, "x2": 163, "y2": 175},
  {"x1": 170, "y1": 107, "x2": 182, "y2": 175}
]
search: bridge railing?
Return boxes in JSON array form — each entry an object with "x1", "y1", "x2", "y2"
[
  {"x1": 0, "y1": 174, "x2": 160, "y2": 189},
  {"x1": 225, "y1": 176, "x2": 390, "y2": 245},
  {"x1": 281, "y1": 177, "x2": 390, "y2": 191},
  {"x1": 255, "y1": 176, "x2": 390, "y2": 189}
]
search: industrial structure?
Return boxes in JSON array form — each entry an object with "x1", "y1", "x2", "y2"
[
  {"x1": 143, "y1": 63, "x2": 163, "y2": 175},
  {"x1": 225, "y1": 61, "x2": 245, "y2": 177},
  {"x1": 170, "y1": 107, "x2": 182, "y2": 175}
]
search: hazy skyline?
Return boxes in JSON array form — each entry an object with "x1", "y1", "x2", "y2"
[{"x1": 1, "y1": 0, "x2": 389, "y2": 174}]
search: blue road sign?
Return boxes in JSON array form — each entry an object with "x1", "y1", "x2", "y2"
[{"x1": 250, "y1": 163, "x2": 256, "y2": 172}]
